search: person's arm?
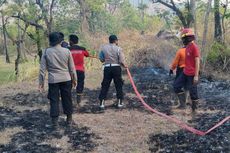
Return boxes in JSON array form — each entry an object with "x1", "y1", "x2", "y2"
[
  {"x1": 194, "y1": 57, "x2": 200, "y2": 84},
  {"x1": 68, "y1": 51, "x2": 77, "y2": 87},
  {"x1": 99, "y1": 51, "x2": 105, "y2": 63},
  {"x1": 84, "y1": 50, "x2": 89, "y2": 57},
  {"x1": 38, "y1": 50, "x2": 47, "y2": 92},
  {"x1": 193, "y1": 44, "x2": 200, "y2": 84}
]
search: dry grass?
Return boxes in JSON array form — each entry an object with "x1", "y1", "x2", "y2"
[{"x1": 129, "y1": 37, "x2": 180, "y2": 69}]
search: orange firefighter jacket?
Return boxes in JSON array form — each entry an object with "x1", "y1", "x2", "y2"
[{"x1": 170, "y1": 48, "x2": 186, "y2": 70}]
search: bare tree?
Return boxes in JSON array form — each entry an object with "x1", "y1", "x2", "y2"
[
  {"x1": 1, "y1": 11, "x2": 10, "y2": 63},
  {"x1": 106, "y1": 0, "x2": 121, "y2": 15},
  {"x1": 190, "y1": 0, "x2": 197, "y2": 37},
  {"x1": 152, "y1": 0, "x2": 192, "y2": 27},
  {"x1": 35, "y1": 0, "x2": 56, "y2": 35},
  {"x1": 221, "y1": 0, "x2": 229, "y2": 43},
  {"x1": 201, "y1": 0, "x2": 212, "y2": 69},
  {"x1": 0, "y1": 0, "x2": 10, "y2": 63},
  {"x1": 214, "y1": 0, "x2": 223, "y2": 42},
  {"x1": 5, "y1": 16, "x2": 29, "y2": 77},
  {"x1": 76, "y1": 0, "x2": 90, "y2": 33},
  {"x1": 138, "y1": 0, "x2": 148, "y2": 34}
]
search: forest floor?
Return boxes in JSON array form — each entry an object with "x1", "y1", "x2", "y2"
[{"x1": 0, "y1": 65, "x2": 229, "y2": 153}]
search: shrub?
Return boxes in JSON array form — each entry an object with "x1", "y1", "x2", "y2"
[{"x1": 207, "y1": 42, "x2": 230, "y2": 71}]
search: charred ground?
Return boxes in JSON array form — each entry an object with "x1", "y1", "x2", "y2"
[{"x1": 0, "y1": 66, "x2": 229, "y2": 153}]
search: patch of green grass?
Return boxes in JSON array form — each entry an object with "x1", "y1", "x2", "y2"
[
  {"x1": 0, "y1": 59, "x2": 15, "y2": 85},
  {"x1": 0, "y1": 56, "x2": 39, "y2": 86}
]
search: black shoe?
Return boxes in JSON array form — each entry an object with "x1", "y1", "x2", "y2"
[
  {"x1": 77, "y1": 94, "x2": 82, "y2": 104},
  {"x1": 66, "y1": 114, "x2": 73, "y2": 126},
  {"x1": 192, "y1": 100, "x2": 198, "y2": 112}
]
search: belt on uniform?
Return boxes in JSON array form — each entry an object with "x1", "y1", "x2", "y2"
[{"x1": 104, "y1": 64, "x2": 120, "y2": 67}]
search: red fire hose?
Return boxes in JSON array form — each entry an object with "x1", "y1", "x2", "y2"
[{"x1": 126, "y1": 68, "x2": 230, "y2": 136}]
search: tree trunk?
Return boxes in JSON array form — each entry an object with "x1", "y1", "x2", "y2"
[
  {"x1": 190, "y1": 0, "x2": 197, "y2": 37},
  {"x1": 36, "y1": 27, "x2": 42, "y2": 60},
  {"x1": 15, "y1": 41, "x2": 21, "y2": 77},
  {"x1": 201, "y1": 0, "x2": 212, "y2": 70},
  {"x1": 15, "y1": 16, "x2": 22, "y2": 77},
  {"x1": 77, "y1": 0, "x2": 90, "y2": 33},
  {"x1": 2, "y1": 12, "x2": 10, "y2": 63},
  {"x1": 214, "y1": 0, "x2": 223, "y2": 42},
  {"x1": 222, "y1": 0, "x2": 229, "y2": 43},
  {"x1": 141, "y1": 0, "x2": 144, "y2": 23}
]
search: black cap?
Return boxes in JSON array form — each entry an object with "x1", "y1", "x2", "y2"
[
  {"x1": 109, "y1": 35, "x2": 118, "y2": 43},
  {"x1": 59, "y1": 32, "x2": 64, "y2": 41},
  {"x1": 49, "y1": 32, "x2": 62, "y2": 47}
]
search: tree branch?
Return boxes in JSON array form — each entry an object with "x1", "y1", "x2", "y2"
[
  {"x1": 152, "y1": 0, "x2": 188, "y2": 27},
  {"x1": 153, "y1": 0, "x2": 174, "y2": 10},
  {"x1": 12, "y1": 15, "x2": 44, "y2": 30}
]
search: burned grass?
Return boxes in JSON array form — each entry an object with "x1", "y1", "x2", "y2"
[
  {"x1": 0, "y1": 66, "x2": 229, "y2": 153},
  {"x1": 130, "y1": 67, "x2": 230, "y2": 153},
  {"x1": 0, "y1": 95, "x2": 98, "y2": 153}
]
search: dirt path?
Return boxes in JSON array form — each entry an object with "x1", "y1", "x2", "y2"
[{"x1": 0, "y1": 67, "x2": 229, "y2": 153}]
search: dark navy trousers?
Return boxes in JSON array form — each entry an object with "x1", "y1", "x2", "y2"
[{"x1": 173, "y1": 72, "x2": 199, "y2": 101}]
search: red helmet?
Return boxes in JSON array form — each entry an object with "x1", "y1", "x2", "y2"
[{"x1": 181, "y1": 28, "x2": 195, "y2": 38}]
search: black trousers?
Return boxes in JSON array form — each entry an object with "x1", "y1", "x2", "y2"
[
  {"x1": 175, "y1": 67, "x2": 184, "y2": 80},
  {"x1": 99, "y1": 66, "x2": 124, "y2": 101},
  {"x1": 76, "y1": 70, "x2": 85, "y2": 94},
  {"x1": 48, "y1": 81, "x2": 73, "y2": 117},
  {"x1": 173, "y1": 72, "x2": 199, "y2": 101}
]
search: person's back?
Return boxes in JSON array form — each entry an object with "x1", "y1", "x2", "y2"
[
  {"x1": 44, "y1": 46, "x2": 73, "y2": 83},
  {"x1": 100, "y1": 43, "x2": 124, "y2": 65},
  {"x1": 69, "y1": 45, "x2": 89, "y2": 71},
  {"x1": 171, "y1": 48, "x2": 186, "y2": 70},
  {"x1": 170, "y1": 47, "x2": 186, "y2": 78}
]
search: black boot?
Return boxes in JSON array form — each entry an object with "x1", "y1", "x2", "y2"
[
  {"x1": 66, "y1": 114, "x2": 73, "y2": 126},
  {"x1": 51, "y1": 117, "x2": 59, "y2": 130},
  {"x1": 117, "y1": 99, "x2": 123, "y2": 108},
  {"x1": 177, "y1": 92, "x2": 186, "y2": 109},
  {"x1": 77, "y1": 94, "x2": 82, "y2": 105},
  {"x1": 191, "y1": 100, "x2": 198, "y2": 112}
]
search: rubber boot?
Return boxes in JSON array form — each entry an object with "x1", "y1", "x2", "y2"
[
  {"x1": 99, "y1": 100, "x2": 105, "y2": 110},
  {"x1": 177, "y1": 92, "x2": 186, "y2": 109},
  {"x1": 76, "y1": 94, "x2": 82, "y2": 106},
  {"x1": 66, "y1": 114, "x2": 73, "y2": 126},
  {"x1": 117, "y1": 99, "x2": 123, "y2": 108},
  {"x1": 51, "y1": 117, "x2": 59, "y2": 130},
  {"x1": 185, "y1": 91, "x2": 189, "y2": 105},
  {"x1": 191, "y1": 100, "x2": 198, "y2": 112}
]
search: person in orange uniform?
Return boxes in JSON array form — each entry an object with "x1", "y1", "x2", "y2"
[{"x1": 169, "y1": 47, "x2": 186, "y2": 79}]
